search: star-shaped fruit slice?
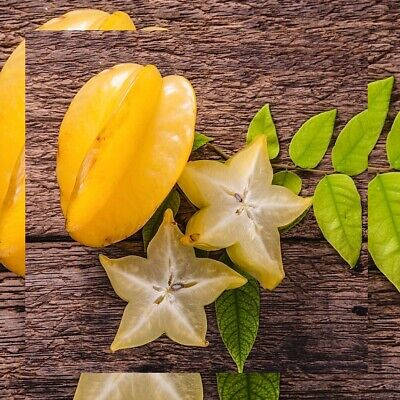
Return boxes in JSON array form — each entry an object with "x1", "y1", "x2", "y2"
[
  {"x1": 100, "y1": 209, "x2": 246, "y2": 351},
  {"x1": 178, "y1": 135, "x2": 312, "y2": 290},
  {"x1": 73, "y1": 373, "x2": 203, "y2": 400}
]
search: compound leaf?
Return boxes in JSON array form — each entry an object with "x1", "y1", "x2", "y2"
[
  {"x1": 332, "y1": 76, "x2": 394, "y2": 176},
  {"x1": 217, "y1": 372, "x2": 280, "y2": 400},
  {"x1": 313, "y1": 174, "x2": 362, "y2": 267},
  {"x1": 247, "y1": 104, "x2": 279, "y2": 159},
  {"x1": 215, "y1": 253, "x2": 260, "y2": 373},
  {"x1": 289, "y1": 109, "x2": 336, "y2": 168},
  {"x1": 368, "y1": 173, "x2": 400, "y2": 292}
]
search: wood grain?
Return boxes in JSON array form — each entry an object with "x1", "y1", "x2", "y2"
[
  {"x1": 25, "y1": 240, "x2": 368, "y2": 399},
  {"x1": 0, "y1": 270, "x2": 24, "y2": 400},
  {"x1": 26, "y1": 27, "x2": 370, "y2": 239},
  {"x1": 0, "y1": 0, "x2": 391, "y2": 398},
  {"x1": 0, "y1": 2, "x2": 32, "y2": 398}
]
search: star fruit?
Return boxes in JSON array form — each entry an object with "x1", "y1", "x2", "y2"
[
  {"x1": 178, "y1": 135, "x2": 313, "y2": 290},
  {"x1": 73, "y1": 373, "x2": 203, "y2": 400},
  {"x1": 0, "y1": 9, "x2": 135, "y2": 276},
  {"x1": 100, "y1": 209, "x2": 246, "y2": 351},
  {"x1": 57, "y1": 64, "x2": 196, "y2": 248}
]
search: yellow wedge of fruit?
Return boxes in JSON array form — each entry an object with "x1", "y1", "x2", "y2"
[
  {"x1": 0, "y1": 9, "x2": 136, "y2": 275},
  {"x1": 0, "y1": 150, "x2": 25, "y2": 276},
  {"x1": 57, "y1": 64, "x2": 196, "y2": 247},
  {"x1": 39, "y1": 9, "x2": 135, "y2": 31}
]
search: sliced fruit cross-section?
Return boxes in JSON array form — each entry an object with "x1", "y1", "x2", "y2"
[
  {"x1": 100, "y1": 209, "x2": 246, "y2": 351},
  {"x1": 178, "y1": 135, "x2": 312, "y2": 290},
  {"x1": 73, "y1": 373, "x2": 203, "y2": 400}
]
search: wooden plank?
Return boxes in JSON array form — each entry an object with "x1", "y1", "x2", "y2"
[
  {"x1": 0, "y1": 4, "x2": 28, "y2": 397},
  {"x1": 25, "y1": 239, "x2": 368, "y2": 400},
  {"x1": 25, "y1": 27, "x2": 370, "y2": 239},
  {"x1": 18, "y1": 0, "x2": 400, "y2": 398},
  {"x1": 367, "y1": 15, "x2": 400, "y2": 399},
  {"x1": 0, "y1": 268, "x2": 25, "y2": 399}
]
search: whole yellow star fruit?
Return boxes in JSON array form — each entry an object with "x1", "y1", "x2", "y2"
[
  {"x1": 0, "y1": 9, "x2": 135, "y2": 275},
  {"x1": 57, "y1": 65, "x2": 196, "y2": 247},
  {"x1": 178, "y1": 135, "x2": 313, "y2": 290},
  {"x1": 100, "y1": 209, "x2": 246, "y2": 351}
]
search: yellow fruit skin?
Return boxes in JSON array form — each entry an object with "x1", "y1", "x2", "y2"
[
  {"x1": 0, "y1": 150, "x2": 25, "y2": 276},
  {"x1": 58, "y1": 65, "x2": 196, "y2": 247},
  {"x1": 0, "y1": 42, "x2": 25, "y2": 275},
  {"x1": 38, "y1": 9, "x2": 135, "y2": 31},
  {"x1": 0, "y1": 9, "x2": 135, "y2": 275},
  {"x1": 57, "y1": 64, "x2": 144, "y2": 215},
  {"x1": 99, "y1": 11, "x2": 136, "y2": 30}
]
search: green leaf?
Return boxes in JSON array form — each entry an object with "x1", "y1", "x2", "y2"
[
  {"x1": 142, "y1": 190, "x2": 180, "y2": 249},
  {"x1": 313, "y1": 174, "x2": 362, "y2": 267},
  {"x1": 332, "y1": 76, "x2": 394, "y2": 176},
  {"x1": 272, "y1": 170, "x2": 302, "y2": 195},
  {"x1": 215, "y1": 253, "x2": 260, "y2": 373},
  {"x1": 247, "y1": 104, "x2": 279, "y2": 159},
  {"x1": 289, "y1": 109, "x2": 336, "y2": 168},
  {"x1": 386, "y1": 112, "x2": 400, "y2": 170},
  {"x1": 368, "y1": 173, "x2": 400, "y2": 292},
  {"x1": 217, "y1": 372, "x2": 280, "y2": 400},
  {"x1": 368, "y1": 76, "x2": 395, "y2": 110},
  {"x1": 193, "y1": 132, "x2": 213, "y2": 151}
]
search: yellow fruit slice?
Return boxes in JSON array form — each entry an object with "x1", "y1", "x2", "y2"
[
  {"x1": 0, "y1": 150, "x2": 25, "y2": 276},
  {"x1": 73, "y1": 373, "x2": 203, "y2": 400},
  {"x1": 99, "y1": 11, "x2": 136, "y2": 30},
  {"x1": 57, "y1": 63, "x2": 143, "y2": 214},
  {"x1": 178, "y1": 135, "x2": 313, "y2": 290},
  {"x1": 0, "y1": 9, "x2": 135, "y2": 275},
  {"x1": 58, "y1": 65, "x2": 196, "y2": 247},
  {"x1": 0, "y1": 41, "x2": 24, "y2": 275},
  {"x1": 38, "y1": 9, "x2": 135, "y2": 31},
  {"x1": 100, "y1": 209, "x2": 246, "y2": 350},
  {"x1": 0, "y1": 42, "x2": 24, "y2": 212}
]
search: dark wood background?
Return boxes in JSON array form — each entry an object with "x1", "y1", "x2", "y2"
[{"x1": 1, "y1": 0, "x2": 399, "y2": 399}]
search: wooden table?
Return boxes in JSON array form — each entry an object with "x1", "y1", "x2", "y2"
[{"x1": 1, "y1": 1, "x2": 400, "y2": 399}]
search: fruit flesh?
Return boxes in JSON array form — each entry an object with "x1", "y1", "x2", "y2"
[
  {"x1": 0, "y1": 9, "x2": 136, "y2": 275},
  {"x1": 58, "y1": 65, "x2": 196, "y2": 247},
  {"x1": 0, "y1": 150, "x2": 25, "y2": 276},
  {"x1": 100, "y1": 209, "x2": 246, "y2": 350},
  {"x1": 38, "y1": 10, "x2": 136, "y2": 31},
  {"x1": 57, "y1": 63, "x2": 144, "y2": 214},
  {"x1": 73, "y1": 373, "x2": 203, "y2": 400},
  {"x1": 179, "y1": 135, "x2": 312, "y2": 290}
]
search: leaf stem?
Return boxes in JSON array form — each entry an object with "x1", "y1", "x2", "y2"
[
  {"x1": 208, "y1": 142, "x2": 230, "y2": 160},
  {"x1": 207, "y1": 142, "x2": 395, "y2": 175},
  {"x1": 367, "y1": 166, "x2": 394, "y2": 173}
]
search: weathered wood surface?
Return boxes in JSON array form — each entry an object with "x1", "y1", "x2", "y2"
[
  {"x1": 26, "y1": 28, "x2": 371, "y2": 240},
  {"x1": 0, "y1": 0, "x2": 391, "y2": 399},
  {"x1": 25, "y1": 241, "x2": 368, "y2": 399},
  {"x1": 366, "y1": 16, "x2": 400, "y2": 399},
  {"x1": 0, "y1": 2, "x2": 34, "y2": 399},
  {"x1": 0, "y1": 270, "x2": 24, "y2": 400}
]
